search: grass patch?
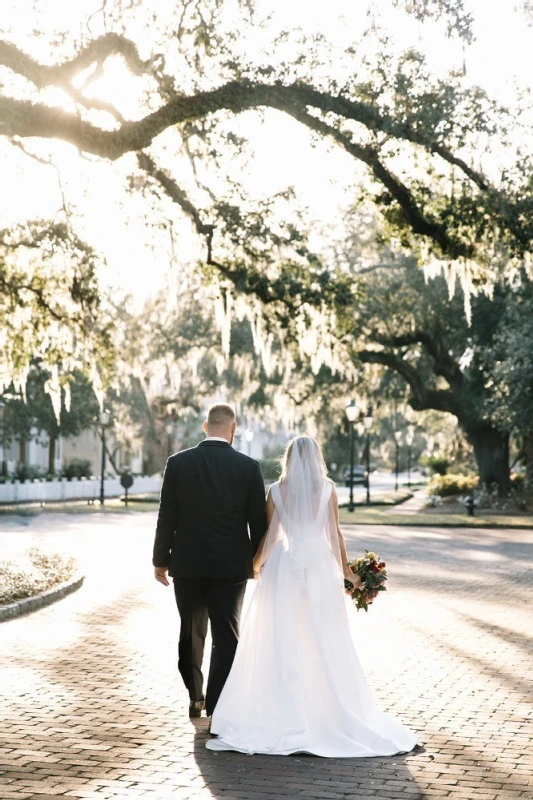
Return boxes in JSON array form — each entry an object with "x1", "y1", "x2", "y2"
[
  {"x1": 0, "y1": 546, "x2": 77, "y2": 605},
  {"x1": 338, "y1": 505, "x2": 533, "y2": 528},
  {"x1": 340, "y1": 490, "x2": 413, "y2": 507}
]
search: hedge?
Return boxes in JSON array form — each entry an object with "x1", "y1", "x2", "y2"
[
  {"x1": 428, "y1": 474, "x2": 478, "y2": 497},
  {"x1": 1, "y1": 547, "x2": 77, "y2": 606},
  {"x1": 259, "y1": 458, "x2": 281, "y2": 480},
  {"x1": 429, "y1": 472, "x2": 527, "y2": 497}
]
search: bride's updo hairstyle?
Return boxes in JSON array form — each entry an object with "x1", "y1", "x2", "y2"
[{"x1": 279, "y1": 435, "x2": 328, "y2": 494}]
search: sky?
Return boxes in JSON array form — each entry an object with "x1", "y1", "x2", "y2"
[{"x1": 1, "y1": 0, "x2": 532, "y2": 301}]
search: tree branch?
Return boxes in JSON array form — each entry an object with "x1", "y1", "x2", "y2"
[
  {"x1": 357, "y1": 348, "x2": 458, "y2": 415},
  {"x1": 283, "y1": 105, "x2": 474, "y2": 259},
  {"x1": 370, "y1": 329, "x2": 464, "y2": 389},
  {"x1": 2, "y1": 35, "x2": 517, "y2": 253},
  {"x1": 358, "y1": 261, "x2": 407, "y2": 275},
  {"x1": 136, "y1": 151, "x2": 209, "y2": 233},
  {"x1": 10, "y1": 139, "x2": 71, "y2": 216},
  {"x1": 137, "y1": 150, "x2": 359, "y2": 322},
  {"x1": 0, "y1": 47, "x2": 492, "y2": 191},
  {"x1": 0, "y1": 35, "x2": 147, "y2": 89},
  {"x1": 137, "y1": 148, "x2": 469, "y2": 421},
  {"x1": 0, "y1": 275, "x2": 66, "y2": 322},
  {"x1": 1, "y1": 60, "x2": 507, "y2": 257}
]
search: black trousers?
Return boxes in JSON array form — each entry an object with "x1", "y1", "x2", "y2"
[{"x1": 173, "y1": 577, "x2": 247, "y2": 716}]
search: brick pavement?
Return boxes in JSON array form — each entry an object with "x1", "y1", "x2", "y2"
[{"x1": 0, "y1": 513, "x2": 532, "y2": 800}]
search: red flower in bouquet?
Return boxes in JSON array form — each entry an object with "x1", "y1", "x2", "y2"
[{"x1": 344, "y1": 549, "x2": 388, "y2": 611}]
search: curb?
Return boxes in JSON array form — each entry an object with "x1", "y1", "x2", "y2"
[
  {"x1": 341, "y1": 520, "x2": 533, "y2": 529},
  {"x1": 0, "y1": 573, "x2": 85, "y2": 622}
]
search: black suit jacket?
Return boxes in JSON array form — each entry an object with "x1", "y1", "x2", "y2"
[{"x1": 152, "y1": 440, "x2": 267, "y2": 580}]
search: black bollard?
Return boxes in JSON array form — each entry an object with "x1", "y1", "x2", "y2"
[{"x1": 465, "y1": 494, "x2": 475, "y2": 516}]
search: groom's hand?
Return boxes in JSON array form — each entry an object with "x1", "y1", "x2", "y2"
[{"x1": 154, "y1": 567, "x2": 170, "y2": 586}]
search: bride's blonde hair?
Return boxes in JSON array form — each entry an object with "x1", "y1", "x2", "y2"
[{"x1": 279, "y1": 435, "x2": 328, "y2": 491}]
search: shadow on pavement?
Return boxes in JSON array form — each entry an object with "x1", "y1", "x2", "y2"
[
  {"x1": 3, "y1": 517, "x2": 531, "y2": 799},
  {"x1": 342, "y1": 525, "x2": 533, "y2": 605},
  {"x1": 457, "y1": 611, "x2": 533, "y2": 656},
  {"x1": 1, "y1": 585, "x2": 427, "y2": 800},
  {"x1": 191, "y1": 720, "x2": 425, "y2": 800}
]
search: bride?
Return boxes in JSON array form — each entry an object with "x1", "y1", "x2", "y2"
[{"x1": 206, "y1": 435, "x2": 416, "y2": 757}]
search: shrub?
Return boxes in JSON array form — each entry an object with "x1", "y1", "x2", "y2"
[
  {"x1": 421, "y1": 455, "x2": 451, "y2": 476},
  {"x1": 259, "y1": 458, "x2": 281, "y2": 481},
  {"x1": 62, "y1": 459, "x2": 92, "y2": 480},
  {"x1": 428, "y1": 474, "x2": 478, "y2": 497},
  {"x1": 0, "y1": 546, "x2": 77, "y2": 605},
  {"x1": 14, "y1": 464, "x2": 42, "y2": 483},
  {"x1": 510, "y1": 473, "x2": 526, "y2": 492}
]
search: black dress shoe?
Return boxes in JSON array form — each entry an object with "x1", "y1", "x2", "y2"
[{"x1": 189, "y1": 699, "x2": 205, "y2": 718}]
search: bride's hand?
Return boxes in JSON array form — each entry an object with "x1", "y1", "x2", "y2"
[{"x1": 343, "y1": 571, "x2": 362, "y2": 593}]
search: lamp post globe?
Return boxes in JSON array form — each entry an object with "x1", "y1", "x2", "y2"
[
  {"x1": 345, "y1": 401, "x2": 358, "y2": 513},
  {"x1": 345, "y1": 401, "x2": 358, "y2": 424},
  {"x1": 245, "y1": 428, "x2": 254, "y2": 456}
]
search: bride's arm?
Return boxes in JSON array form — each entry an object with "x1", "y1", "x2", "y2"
[
  {"x1": 252, "y1": 487, "x2": 275, "y2": 575},
  {"x1": 331, "y1": 486, "x2": 362, "y2": 590}
]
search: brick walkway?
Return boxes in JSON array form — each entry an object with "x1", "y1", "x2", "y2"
[{"x1": 0, "y1": 513, "x2": 532, "y2": 800}]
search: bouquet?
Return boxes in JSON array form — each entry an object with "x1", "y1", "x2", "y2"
[{"x1": 344, "y1": 549, "x2": 387, "y2": 611}]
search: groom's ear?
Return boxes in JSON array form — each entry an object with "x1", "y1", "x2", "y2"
[{"x1": 203, "y1": 420, "x2": 208, "y2": 434}]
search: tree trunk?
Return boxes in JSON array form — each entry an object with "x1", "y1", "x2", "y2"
[
  {"x1": 466, "y1": 424, "x2": 510, "y2": 494},
  {"x1": 48, "y1": 436, "x2": 56, "y2": 475},
  {"x1": 522, "y1": 434, "x2": 533, "y2": 487},
  {"x1": 105, "y1": 442, "x2": 120, "y2": 474},
  {"x1": 19, "y1": 436, "x2": 26, "y2": 465}
]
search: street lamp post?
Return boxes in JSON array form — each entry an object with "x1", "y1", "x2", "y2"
[
  {"x1": 0, "y1": 401, "x2": 5, "y2": 478},
  {"x1": 405, "y1": 427, "x2": 414, "y2": 488},
  {"x1": 394, "y1": 430, "x2": 402, "y2": 492},
  {"x1": 245, "y1": 428, "x2": 254, "y2": 456},
  {"x1": 99, "y1": 409, "x2": 111, "y2": 506},
  {"x1": 363, "y1": 409, "x2": 373, "y2": 505},
  {"x1": 345, "y1": 401, "x2": 358, "y2": 513},
  {"x1": 165, "y1": 422, "x2": 174, "y2": 459}
]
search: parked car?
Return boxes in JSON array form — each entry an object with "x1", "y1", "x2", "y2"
[{"x1": 343, "y1": 465, "x2": 369, "y2": 488}]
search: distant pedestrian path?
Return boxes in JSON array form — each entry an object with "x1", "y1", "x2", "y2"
[{"x1": 0, "y1": 512, "x2": 531, "y2": 799}]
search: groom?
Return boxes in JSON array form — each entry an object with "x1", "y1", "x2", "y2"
[{"x1": 152, "y1": 403, "x2": 266, "y2": 719}]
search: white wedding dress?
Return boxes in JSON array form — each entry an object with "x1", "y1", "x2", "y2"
[{"x1": 206, "y1": 443, "x2": 416, "y2": 758}]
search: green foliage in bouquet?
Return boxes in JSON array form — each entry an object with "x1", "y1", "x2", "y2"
[{"x1": 345, "y1": 549, "x2": 388, "y2": 612}]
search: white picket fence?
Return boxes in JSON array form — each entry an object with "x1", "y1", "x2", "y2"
[{"x1": 0, "y1": 475, "x2": 162, "y2": 505}]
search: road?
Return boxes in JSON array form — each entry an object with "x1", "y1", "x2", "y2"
[
  {"x1": 0, "y1": 510, "x2": 531, "y2": 800},
  {"x1": 335, "y1": 470, "x2": 422, "y2": 503}
]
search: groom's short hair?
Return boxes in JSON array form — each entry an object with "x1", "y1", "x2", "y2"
[{"x1": 207, "y1": 403, "x2": 236, "y2": 428}]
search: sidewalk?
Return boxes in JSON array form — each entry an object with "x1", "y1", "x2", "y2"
[
  {"x1": 383, "y1": 488, "x2": 429, "y2": 514},
  {"x1": 1, "y1": 512, "x2": 532, "y2": 799}
]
